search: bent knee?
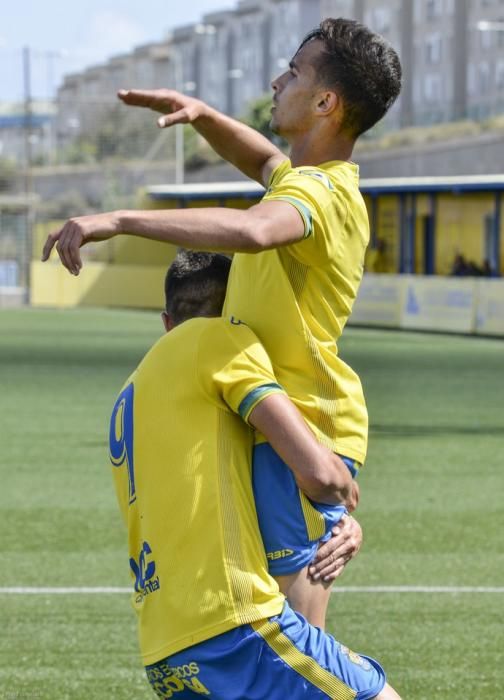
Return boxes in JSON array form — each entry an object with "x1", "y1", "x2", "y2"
[{"x1": 374, "y1": 683, "x2": 402, "y2": 700}]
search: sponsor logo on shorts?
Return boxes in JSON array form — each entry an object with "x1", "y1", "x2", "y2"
[
  {"x1": 266, "y1": 548, "x2": 294, "y2": 561},
  {"x1": 340, "y1": 644, "x2": 372, "y2": 672},
  {"x1": 147, "y1": 660, "x2": 210, "y2": 697}
]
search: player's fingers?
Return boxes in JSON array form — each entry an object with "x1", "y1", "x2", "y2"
[
  {"x1": 157, "y1": 108, "x2": 191, "y2": 128},
  {"x1": 321, "y1": 561, "x2": 346, "y2": 582},
  {"x1": 309, "y1": 553, "x2": 349, "y2": 581},
  {"x1": 118, "y1": 88, "x2": 180, "y2": 114},
  {"x1": 56, "y1": 223, "x2": 82, "y2": 275},
  {"x1": 118, "y1": 88, "x2": 165, "y2": 107},
  {"x1": 311, "y1": 530, "x2": 350, "y2": 566},
  {"x1": 55, "y1": 229, "x2": 73, "y2": 273},
  {"x1": 41, "y1": 231, "x2": 59, "y2": 261},
  {"x1": 65, "y1": 226, "x2": 83, "y2": 275},
  {"x1": 308, "y1": 546, "x2": 348, "y2": 579}
]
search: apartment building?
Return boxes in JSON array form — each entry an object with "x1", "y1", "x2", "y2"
[
  {"x1": 468, "y1": 0, "x2": 504, "y2": 118},
  {"x1": 55, "y1": 0, "x2": 504, "y2": 145}
]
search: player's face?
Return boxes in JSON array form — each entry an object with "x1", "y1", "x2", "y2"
[{"x1": 270, "y1": 39, "x2": 324, "y2": 137}]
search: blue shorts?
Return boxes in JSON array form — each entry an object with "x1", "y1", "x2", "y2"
[
  {"x1": 145, "y1": 602, "x2": 385, "y2": 700},
  {"x1": 253, "y1": 443, "x2": 358, "y2": 575}
]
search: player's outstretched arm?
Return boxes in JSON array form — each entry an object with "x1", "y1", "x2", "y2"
[
  {"x1": 117, "y1": 89, "x2": 285, "y2": 186},
  {"x1": 248, "y1": 393, "x2": 356, "y2": 508},
  {"x1": 41, "y1": 200, "x2": 305, "y2": 276}
]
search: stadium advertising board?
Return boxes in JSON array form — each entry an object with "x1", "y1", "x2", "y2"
[
  {"x1": 475, "y1": 279, "x2": 504, "y2": 335},
  {"x1": 400, "y1": 276, "x2": 476, "y2": 333},
  {"x1": 351, "y1": 274, "x2": 404, "y2": 327},
  {"x1": 31, "y1": 263, "x2": 504, "y2": 337}
]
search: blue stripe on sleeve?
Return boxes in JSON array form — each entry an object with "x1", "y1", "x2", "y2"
[{"x1": 238, "y1": 383, "x2": 284, "y2": 422}]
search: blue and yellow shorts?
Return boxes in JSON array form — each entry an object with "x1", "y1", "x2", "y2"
[
  {"x1": 253, "y1": 442, "x2": 360, "y2": 575},
  {"x1": 146, "y1": 602, "x2": 385, "y2": 699}
]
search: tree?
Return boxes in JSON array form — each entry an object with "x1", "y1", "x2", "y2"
[
  {"x1": 0, "y1": 158, "x2": 17, "y2": 192},
  {"x1": 241, "y1": 94, "x2": 287, "y2": 149}
]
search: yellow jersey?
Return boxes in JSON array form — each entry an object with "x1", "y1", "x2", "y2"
[
  {"x1": 223, "y1": 158, "x2": 369, "y2": 462},
  {"x1": 109, "y1": 317, "x2": 286, "y2": 665}
]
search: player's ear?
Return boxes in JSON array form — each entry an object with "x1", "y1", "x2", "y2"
[
  {"x1": 315, "y1": 90, "x2": 338, "y2": 116},
  {"x1": 161, "y1": 311, "x2": 175, "y2": 333}
]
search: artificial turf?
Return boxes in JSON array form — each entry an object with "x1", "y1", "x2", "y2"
[{"x1": 1, "y1": 308, "x2": 503, "y2": 698}]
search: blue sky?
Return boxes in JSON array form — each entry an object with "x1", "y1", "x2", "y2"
[{"x1": 1, "y1": 0, "x2": 235, "y2": 102}]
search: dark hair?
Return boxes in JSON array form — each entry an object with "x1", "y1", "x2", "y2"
[
  {"x1": 299, "y1": 18, "x2": 402, "y2": 138},
  {"x1": 164, "y1": 250, "x2": 231, "y2": 326}
]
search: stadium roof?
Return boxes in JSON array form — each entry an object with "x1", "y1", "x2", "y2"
[
  {"x1": 146, "y1": 175, "x2": 504, "y2": 202},
  {"x1": 147, "y1": 181, "x2": 264, "y2": 201},
  {"x1": 0, "y1": 114, "x2": 54, "y2": 129}
]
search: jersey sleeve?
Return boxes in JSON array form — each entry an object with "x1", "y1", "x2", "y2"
[
  {"x1": 197, "y1": 318, "x2": 286, "y2": 424},
  {"x1": 262, "y1": 162, "x2": 348, "y2": 266}
]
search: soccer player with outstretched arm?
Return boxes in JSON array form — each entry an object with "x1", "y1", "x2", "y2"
[{"x1": 44, "y1": 19, "x2": 402, "y2": 630}]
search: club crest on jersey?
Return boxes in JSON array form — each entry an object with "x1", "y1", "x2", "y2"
[
  {"x1": 340, "y1": 644, "x2": 372, "y2": 671},
  {"x1": 130, "y1": 541, "x2": 160, "y2": 603},
  {"x1": 298, "y1": 169, "x2": 335, "y2": 191}
]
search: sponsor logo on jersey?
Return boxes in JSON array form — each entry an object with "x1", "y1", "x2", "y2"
[
  {"x1": 130, "y1": 541, "x2": 160, "y2": 603},
  {"x1": 230, "y1": 315, "x2": 247, "y2": 326}
]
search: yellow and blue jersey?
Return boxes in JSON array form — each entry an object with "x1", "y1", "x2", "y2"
[
  {"x1": 109, "y1": 316, "x2": 286, "y2": 665},
  {"x1": 223, "y1": 158, "x2": 369, "y2": 463}
]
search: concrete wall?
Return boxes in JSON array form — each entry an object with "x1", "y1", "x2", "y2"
[
  {"x1": 23, "y1": 161, "x2": 248, "y2": 204},
  {"x1": 356, "y1": 132, "x2": 504, "y2": 178},
  {"x1": 21, "y1": 129, "x2": 504, "y2": 206}
]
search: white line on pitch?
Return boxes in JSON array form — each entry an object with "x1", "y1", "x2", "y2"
[
  {"x1": 0, "y1": 587, "x2": 130, "y2": 594},
  {"x1": 332, "y1": 586, "x2": 504, "y2": 594},
  {"x1": 0, "y1": 586, "x2": 503, "y2": 595}
]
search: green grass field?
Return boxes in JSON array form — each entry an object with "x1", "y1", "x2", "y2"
[{"x1": 1, "y1": 308, "x2": 503, "y2": 699}]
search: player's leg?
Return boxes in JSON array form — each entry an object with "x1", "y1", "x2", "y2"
[
  {"x1": 253, "y1": 441, "x2": 346, "y2": 627},
  {"x1": 275, "y1": 565, "x2": 333, "y2": 629},
  {"x1": 373, "y1": 682, "x2": 402, "y2": 699}
]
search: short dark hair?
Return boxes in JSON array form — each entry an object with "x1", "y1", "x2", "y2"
[
  {"x1": 299, "y1": 18, "x2": 402, "y2": 138},
  {"x1": 164, "y1": 250, "x2": 231, "y2": 326}
]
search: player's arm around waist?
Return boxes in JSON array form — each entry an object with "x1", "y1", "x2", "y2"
[{"x1": 248, "y1": 393, "x2": 355, "y2": 507}]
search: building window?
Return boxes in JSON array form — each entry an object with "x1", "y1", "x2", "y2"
[
  {"x1": 426, "y1": 0, "x2": 442, "y2": 21},
  {"x1": 424, "y1": 74, "x2": 442, "y2": 101},
  {"x1": 480, "y1": 27, "x2": 494, "y2": 50},
  {"x1": 468, "y1": 63, "x2": 477, "y2": 96},
  {"x1": 479, "y1": 62, "x2": 491, "y2": 93},
  {"x1": 367, "y1": 8, "x2": 391, "y2": 33},
  {"x1": 496, "y1": 60, "x2": 504, "y2": 88},
  {"x1": 425, "y1": 34, "x2": 442, "y2": 63}
]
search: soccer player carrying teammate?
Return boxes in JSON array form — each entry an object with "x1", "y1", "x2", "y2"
[
  {"x1": 110, "y1": 249, "x2": 400, "y2": 699},
  {"x1": 43, "y1": 18, "x2": 401, "y2": 627}
]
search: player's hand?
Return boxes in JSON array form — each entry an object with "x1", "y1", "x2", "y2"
[
  {"x1": 308, "y1": 514, "x2": 363, "y2": 582},
  {"x1": 117, "y1": 89, "x2": 206, "y2": 129},
  {"x1": 41, "y1": 211, "x2": 120, "y2": 275},
  {"x1": 347, "y1": 480, "x2": 360, "y2": 513}
]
